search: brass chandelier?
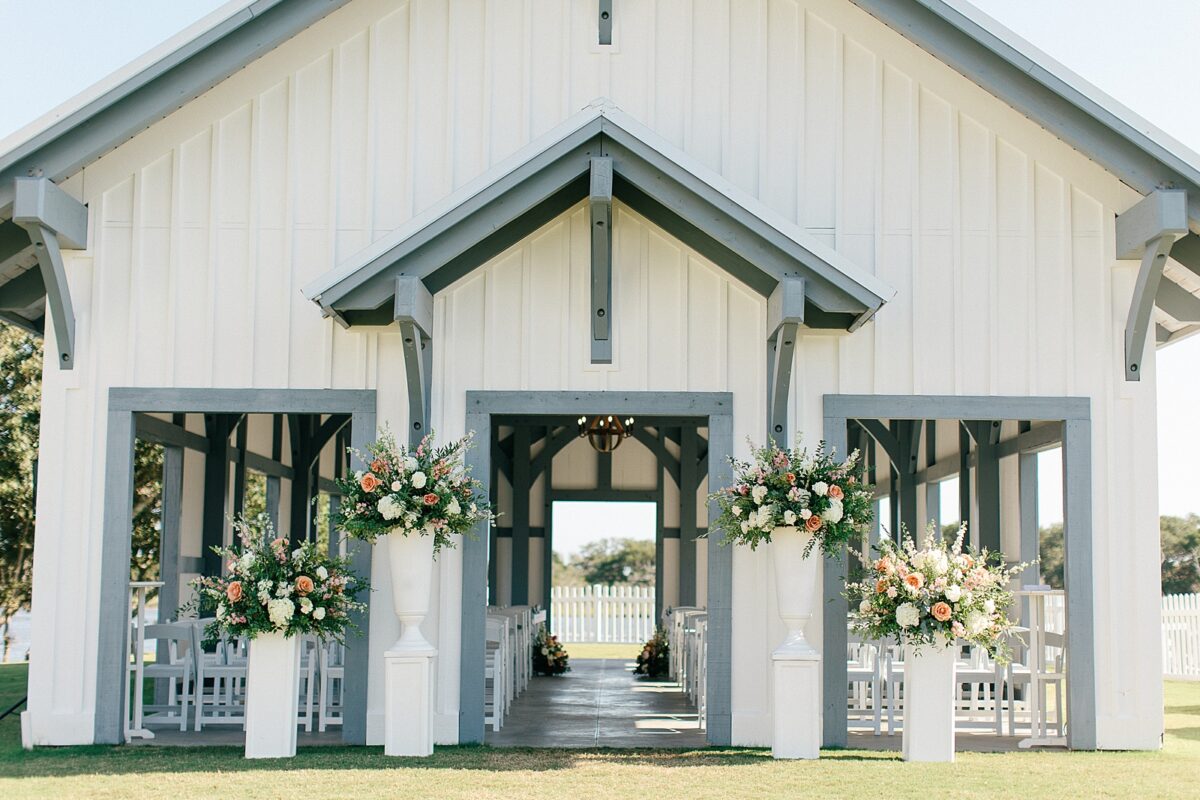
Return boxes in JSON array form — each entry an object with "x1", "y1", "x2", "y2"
[{"x1": 577, "y1": 414, "x2": 634, "y2": 453}]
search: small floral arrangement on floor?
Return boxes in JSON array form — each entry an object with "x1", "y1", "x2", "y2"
[
  {"x1": 190, "y1": 515, "x2": 368, "y2": 642},
  {"x1": 846, "y1": 522, "x2": 1027, "y2": 661},
  {"x1": 709, "y1": 438, "x2": 874, "y2": 556},
  {"x1": 333, "y1": 428, "x2": 494, "y2": 554},
  {"x1": 532, "y1": 628, "x2": 570, "y2": 676},
  {"x1": 634, "y1": 628, "x2": 670, "y2": 678}
]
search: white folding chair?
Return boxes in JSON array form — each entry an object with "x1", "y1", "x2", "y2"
[
  {"x1": 846, "y1": 634, "x2": 883, "y2": 735},
  {"x1": 298, "y1": 635, "x2": 318, "y2": 732},
  {"x1": 190, "y1": 622, "x2": 247, "y2": 730},
  {"x1": 484, "y1": 617, "x2": 508, "y2": 731},
  {"x1": 141, "y1": 623, "x2": 194, "y2": 731},
  {"x1": 318, "y1": 641, "x2": 345, "y2": 732}
]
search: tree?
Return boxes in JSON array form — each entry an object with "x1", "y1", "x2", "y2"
[
  {"x1": 551, "y1": 550, "x2": 585, "y2": 587},
  {"x1": 571, "y1": 537, "x2": 655, "y2": 587},
  {"x1": 1160, "y1": 514, "x2": 1200, "y2": 595},
  {"x1": 1038, "y1": 523, "x2": 1064, "y2": 590},
  {"x1": 0, "y1": 328, "x2": 41, "y2": 661}
]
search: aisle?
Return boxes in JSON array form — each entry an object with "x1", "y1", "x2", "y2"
[{"x1": 485, "y1": 658, "x2": 707, "y2": 748}]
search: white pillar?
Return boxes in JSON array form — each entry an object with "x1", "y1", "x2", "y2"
[{"x1": 772, "y1": 652, "x2": 821, "y2": 759}]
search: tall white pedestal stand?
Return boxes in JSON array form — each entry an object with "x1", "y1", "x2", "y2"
[
  {"x1": 383, "y1": 528, "x2": 437, "y2": 757},
  {"x1": 770, "y1": 528, "x2": 821, "y2": 759},
  {"x1": 901, "y1": 643, "x2": 957, "y2": 763},
  {"x1": 244, "y1": 632, "x2": 303, "y2": 759}
]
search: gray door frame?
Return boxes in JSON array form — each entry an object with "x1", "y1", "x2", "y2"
[
  {"x1": 820, "y1": 394, "x2": 1094, "y2": 749},
  {"x1": 461, "y1": 390, "x2": 734, "y2": 745},
  {"x1": 98, "y1": 388, "x2": 377, "y2": 745}
]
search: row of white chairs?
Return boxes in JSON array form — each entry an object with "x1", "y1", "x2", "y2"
[
  {"x1": 846, "y1": 631, "x2": 1066, "y2": 737},
  {"x1": 484, "y1": 605, "x2": 537, "y2": 732},
  {"x1": 665, "y1": 606, "x2": 708, "y2": 730},
  {"x1": 138, "y1": 618, "x2": 347, "y2": 734}
]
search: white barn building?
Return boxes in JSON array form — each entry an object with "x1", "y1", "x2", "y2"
[{"x1": 5, "y1": 0, "x2": 1196, "y2": 752}]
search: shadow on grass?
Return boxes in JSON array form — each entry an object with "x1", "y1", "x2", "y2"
[
  {"x1": 1166, "y1": 727, "x2": 1200, "y2": 742},
  {"x1": 1, "y1": 744, "x2": 814, "y2": 779}
]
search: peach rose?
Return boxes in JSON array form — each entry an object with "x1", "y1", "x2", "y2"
[
  {"x1": 875, "y1": 557, "x2": 894, "y2": 575},
  {"x1": 804, "y1": 514, "x2": 823, "y2": 533},
  {"x1": 296, "y1": 575, "x2": 314, "y2": 595},
  {"x1": 423, "y1": 492, "x2": 440, "y2": 506},
  {"x1": 360, "y1": 473, "x2": 381, "y2": 492},
  {"x1": 875, "y1": 579, "x2": 889, "y2": 595},
  {"x1": 827, "y1": 484, "x2": 844, "y2": 500},
  {"x1": 904, "y1": 573, "x2": 924, "y2": 591},
  {"x1": 785, "y1": 472, "x2": 796, "y2": 485},
  {"x1": 226, "y1": 581, "x2": 243, "y2": 602},
  {"x1": 370, "y1": 458, "x2": 388, "y2": 474},
  {"x1": 931, "y1": 601, "x2": 952, "y2": 622}
]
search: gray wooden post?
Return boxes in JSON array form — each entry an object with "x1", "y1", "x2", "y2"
[
  {"x1": 821, "y1": 414, "x2": 849, "y2": 748},
  {"x1": 511, "y1": 425, "x2": 531, "y2": 605},
  {"x1": 679, "y1": 426, "x2": 698, "y2": 606},
  {"x1": 460, "y1": 405, "x2": 491, "y2": 743},
  {"x1": 1062, "y1": 418, "x2": 1096, "y2": 749},
  {"x1": 200, "y1": 415, "x2": 232, "y2": 575},
  {"x1": 341, "y1": 408, "x2": 376, "y2": 745},
  {"x1": 705, "y1": 411, "x2": 733, "y2": 745}
]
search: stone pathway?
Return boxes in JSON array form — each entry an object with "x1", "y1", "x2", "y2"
[{"x1": 485, "y1": 657, "x2": 708, "y2": 748}]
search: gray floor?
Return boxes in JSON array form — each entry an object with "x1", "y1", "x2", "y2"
[{"x1": 485, "y1": 658, "x2": 709, "y2": 748}]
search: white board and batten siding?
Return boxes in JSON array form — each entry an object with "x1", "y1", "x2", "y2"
[
  {"x1": 28, "y1": 0, "x2": 1160, "y2": 748},
  {"x1": 551, "y1": 585, "x2": 656, "y2": 645}
]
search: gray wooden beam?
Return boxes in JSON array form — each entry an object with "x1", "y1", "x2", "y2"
[
  {"x1": 598, "y1": 0, "x2": 613, "y2": 45},
  {"x1": 0, "y1": 220, "x2": 29, "y2": 265},
  {"x1": 679, "y1": 427, "x2": 698, "y2": 607},
  {"x1": 821, "y1": 414, "x2": 849, "y2": 748},
  {"x1": 0, "y1": 268, "x2": 45, "y2": 311},
  {"x1": 393, "y1": 274, "x2": 434, "y2": 337},
  {"x1": 201, "y1": 414, "x2": 234, "y2": 575},
  {"x1": 511, "y1": 426, "x2": 531, "y2": 605},
  {"x1": 398, "y1": 322, "x2": 431, "y2": 445},
  {"x1": 767, "y1": 323, "x2": 799, "y2": 444},
  {"x1": 973, "y1": 422, "x2": 1002, "y2": 552},
  {"x1": 590, "y1": 157, "x2": 613, "y2": 364},
  {"x1": 1155, "y1": 280, "x2": 1200, "y2": 324},
  {"x1": 134, "y1": 412, "x2": 210, "y2": 452},
  {"x1": 1124, "y1": 234, "x2": 1174, "y2": 381}
]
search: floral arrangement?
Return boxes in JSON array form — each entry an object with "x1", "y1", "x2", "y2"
[
  {"x1": 333, "y1": 429, "x2": 494, "y2": 554},
  {"x1": 846, "y1": 523, "x2": 1027, "y2": 660},
  {"x1": 634, "y1": 628, "x2": 670, "y2": 678},
  {"x1": 532, "y1": 628, "x2": 570, "y2": 676},
  {"x1": 191, "y1": 516, "x2": 367, "y2": 642},
  {"x1": 709, "y1": 438, "x2": 874, "y2": 556}
]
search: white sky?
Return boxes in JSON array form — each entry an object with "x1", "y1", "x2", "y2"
[
  {"x1": 551, "y1": 502, "x2": 657, "y2": 560},
  {"x1": 0, "y1": 0, "x2": 1197, "y2": 528}
]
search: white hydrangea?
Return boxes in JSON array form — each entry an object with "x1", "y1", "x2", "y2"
[
  {"x1": 267, "y1": 598, "x2": 295, "y2": 629},
  {"x1": 896, "y1": 602, "x2": 920, "y2": 628},
  {"x1": 783, "y1": 509, "x2": 797, "y2": 526},
  {"x1": 378, "y1": 495, "x2": 403, "y2": 521},
  {"x1": 944, "y1": 584, "x2": 962, "y2": 603},
  {"x1": 812, "y1": 481, "x2": 829, "y2": 497},
  {"x1": 313, "y1": 607, "x2": 326, "y2": 621},
  {"x1": 411, "y1": 471, "x2": 428, "y2": 489},
  {"x1": 447, "y1": 498, "x2": 462, "y2": 516},
  {"x1": 239, "y1": 552, "x2": 255, "y2": 571},
  {"x1": 751, "y1": 485, "x2": 768, "y2": 505},
  {"x1": 292, "y1": 548, "x2": 304, "y2": 563},
  {"x1": 821, "y1": 498, "x2": 844, "y2": 524},
  {"x1": 964, "y1": 610, "x2": 988, "y2": 636},
  {"x1": 403, "y1": 456, "x2": 419, "y2": 472}
]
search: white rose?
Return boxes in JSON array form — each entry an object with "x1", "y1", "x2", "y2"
[
  {"x1": 391, "y1": 481, "x2": 402, "y2": 492},
  {"x1": 800, "y1": 509, "x2": 813, "y2": 520},
  {"x1": 411, "y1": 471, "x2": 427, "y2": 489},
  {"x1": 292, "y1": 548, "x2": 304, "y2": 562},
  {"x1": 965, "y1": 611, "x2": 987, "y2": 636},
  {"x1": 821, "y1": 498, "x2": 844, "y2": 524},
  {"x1": 896, "y1": 602, "x2": 920, "y2": 628},
  {"x1": 313, "y1": 607, "x2": 326, "y2": 621},
  {"x1": 316, "y1": 566, "x2": 328, "y2": 580},
  {"x1": 267, "y1": 598, "x2": 295, "y2": 629},
  {"x1": 945, "y1": 585, "x2": 962, "y2": 603},
  {"x1": 751, "y1": 485, "x2": 768, "y2": 505},
  {"x1": 812, "y1": 481, "x2": 829, "y2": 497},
  {"x1": 858, "y1": 599, "x2": 871, "y2": 613},
  {"x1": 216, "y1": 603, "x2": 226, "y2": 620},
  {"x1": 403, "y1": 456, "x2": 419, "y2": 472},
  {"x1": 300, "y1": 597, "x2": 313, "y2": 614},
  {"x1": 448, "y1": 498, "x2": 462, "y2": 516},
  {"x1": 731, "y1": 505, "x2": 742, "y2": 518},
  {"x1": 783, "y1": 509, "x2": 797, "y2": 526}
]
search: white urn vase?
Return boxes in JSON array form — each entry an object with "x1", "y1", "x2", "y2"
[
  {"x1": 901, "y1": 640, "x2": 958, "y2": 762},
  {"x1": 244, "y1": 631, "x2": 302, "y2": 759},
  {"x1": 386, "y1": 526, "x2": 436, "y2": 653},
  {"x1": 771, "y1": 525, "x2": 820, "y2": 657}
]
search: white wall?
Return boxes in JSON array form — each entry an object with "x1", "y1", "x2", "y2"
[{"x1": 27, "y1": 0, "x2": 1159, "y2": 748}]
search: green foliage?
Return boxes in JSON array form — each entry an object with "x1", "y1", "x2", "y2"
[
  {"x1": 1040, "y1": 515, "x2": 1200, "y2": 594},
  {"x1": 531, "y1": 628, "x2": 569, "y2": 676},
  {"x1": 551, "y1": 550, "x2": 585, "y2": 587},
  {"x1": 634, "y1": 628, "x2": 670, "y2": 678},
  {"x1": 567, "y1": 537, "x2": 656, "y2": 587},
  {"x1": 0, "y1": 328, "x2": 39, "y2": 661},
  {"x1": 1161, "y1": 514, "x2": 1200, "y2": 595}
]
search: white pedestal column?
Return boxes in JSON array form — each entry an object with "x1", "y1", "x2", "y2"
[
  {"x1": 772, "y1": 652, "x2": 821, "y2": 759},
  {"x1": 244, "y1": 633, "x2": 302, "y2": 759},
  {"x1": 384, "y1": 647, "x2": 436, "y2": 757},
  {"x1": 901, "y1": 645, "x2": 957, "y2": 762}
]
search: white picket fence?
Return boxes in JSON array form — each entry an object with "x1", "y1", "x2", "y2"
[
  {"x1": 1163, "y1": 593, "x2": 1200, "y2": 680},
  {"x1": 551, "y1": 585, "x2": 655, "y2": 644}
]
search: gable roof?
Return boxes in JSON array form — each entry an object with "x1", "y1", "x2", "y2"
[
  {"x1": 304, "y1": 101, "x2": 896, "y2": 330},
  {"x1": 1, "y1": 0, "x2": 1199, "y2": 339}
]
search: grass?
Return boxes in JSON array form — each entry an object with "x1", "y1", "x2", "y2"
[
  {"x1": 2, "y1": 662, "x2": 1198, "y2": 799},
  {"x1": 563, "y1": 642, "x2": 642, "y2": 660}
]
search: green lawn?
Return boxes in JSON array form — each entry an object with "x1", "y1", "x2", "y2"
[{"x1": 2, "y1": 662, "x2": 1198, "y2": 799}]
